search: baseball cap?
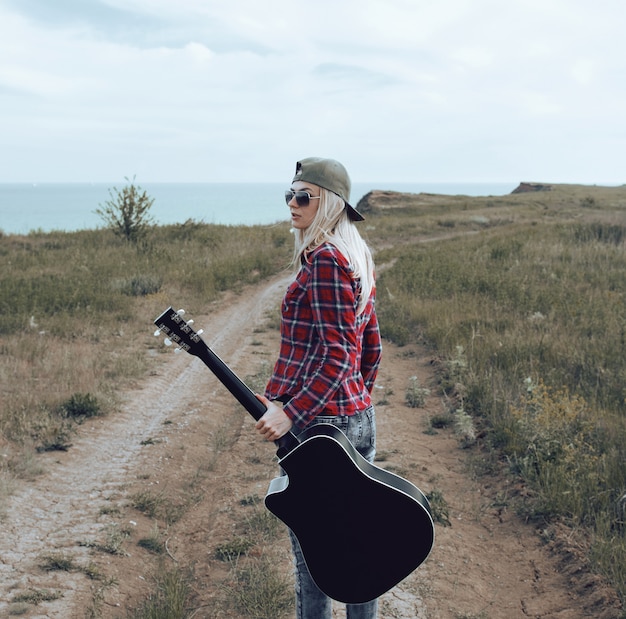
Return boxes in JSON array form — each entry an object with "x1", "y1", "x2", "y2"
[{"x1": 292, "y1": 157, "x2": 364, "y2": 221}]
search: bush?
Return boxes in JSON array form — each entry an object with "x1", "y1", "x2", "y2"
[
  {"x1": 404, "y1": 376, "x2": 430, "y2": 408},
  {"x1": 508, "y1": 380, "x2": 603, "y2": 523},
  {"x1": 114, "y1": 275, "x2": 162, "y2": 297},
  {"x1": 95, "y1": 177, "x2": 155, "y2": 243},
  {"x1": 127, "y1": 565, "x2": 190, "y2": 619},
  {"x1": 59, "y1": 393, "x2": 102, "y2": 420}
]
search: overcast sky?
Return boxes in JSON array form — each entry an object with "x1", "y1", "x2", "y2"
[{"x1": 1, "y1": 0, "x2": 624, "y2": 184}]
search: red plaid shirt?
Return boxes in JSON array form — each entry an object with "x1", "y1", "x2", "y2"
[{"x1": 265, "y1": 243, "x2": 382, "y2": 428}]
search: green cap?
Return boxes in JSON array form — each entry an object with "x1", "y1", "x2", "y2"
[{"x1": 293, "y1": 157, "x2": 364, "y2": 221}]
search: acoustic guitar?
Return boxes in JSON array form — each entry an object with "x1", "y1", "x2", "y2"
[{"x1": 154, "y1": 306, "x2": 434, "y2": 604}]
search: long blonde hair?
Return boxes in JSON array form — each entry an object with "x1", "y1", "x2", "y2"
[{"x1": 292, "y1": 188, "x2": 375, "y2": 314}]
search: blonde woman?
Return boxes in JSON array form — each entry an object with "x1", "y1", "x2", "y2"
[{"x1": 256, "y1": 157, "x2": 382, "y2": 619}]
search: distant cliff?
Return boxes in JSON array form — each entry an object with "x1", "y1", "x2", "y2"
[
  {"x1": 355, "y1": 190, "x2": 412, "y2": 214},
  {"x1": 356, "y1": 183, "x2": 555, "y2": 214},
  {"x1": 511, "y1": 182, "x2": 552, "y2": 193}
]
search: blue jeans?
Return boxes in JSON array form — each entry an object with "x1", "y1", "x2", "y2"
[{"x1": 287, "y1": 406, "x2": 379, "y2": 619}]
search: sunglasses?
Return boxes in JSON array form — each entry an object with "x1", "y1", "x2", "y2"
[{"x1": 284, "y1": 190, "x2": 322, "y2": 207}]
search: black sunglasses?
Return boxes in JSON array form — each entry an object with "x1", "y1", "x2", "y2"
[{"x1": 284, "y1": 190, "x2": 321, "y2": 207}]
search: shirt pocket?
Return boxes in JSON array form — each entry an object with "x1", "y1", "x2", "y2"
[{"x1": 282, "y1": 272, "x2": 308, "y2": 314}]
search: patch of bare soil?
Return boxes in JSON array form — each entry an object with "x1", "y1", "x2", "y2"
[{"x1": 0, "y1": 273, "x2": 622, "y2": 619}]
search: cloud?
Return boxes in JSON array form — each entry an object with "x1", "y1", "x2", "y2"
[{"x1": 0, "y1": 0, "x2": 624, "y2": 183}]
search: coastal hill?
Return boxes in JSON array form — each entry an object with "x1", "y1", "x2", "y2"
[{"x1": 356, "y1": 181, "x2": 626, "y2": 214}]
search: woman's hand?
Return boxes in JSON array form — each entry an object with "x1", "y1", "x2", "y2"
[{"x1": 254, "y1": 394, "x2": 293, "y2": 441}]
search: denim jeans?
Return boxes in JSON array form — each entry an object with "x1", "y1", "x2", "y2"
[{"x1": 287, "y1": 406, "x2": 379, "y2": 619}]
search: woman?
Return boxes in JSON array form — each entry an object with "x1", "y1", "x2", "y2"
[{"x1": 255, "y1": 157, "x2": 382, "y2": 619}]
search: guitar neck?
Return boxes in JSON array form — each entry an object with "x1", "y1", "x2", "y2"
[
  {"x1": 195, "y1": 344, "x2": 266, "y2": 421},
  {"x1": 194, "y1": 344, "x2": 299, "y2": 457}
]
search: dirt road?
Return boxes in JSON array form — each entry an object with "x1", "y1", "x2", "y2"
[{"x1": 0, "y1": 272, "x2": 621, "y2": 618}]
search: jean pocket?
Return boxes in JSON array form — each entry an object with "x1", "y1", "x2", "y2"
[
  {"x1": 364, "y1": 406, "x2": 376, "y2": 449},
  {"x1": 313, "y1": 415, "x2": 349, "y2": 435}
]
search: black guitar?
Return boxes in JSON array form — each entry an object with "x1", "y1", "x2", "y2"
[{"x1": 154, "y1": 306, "x2": 434, "y2": 604}]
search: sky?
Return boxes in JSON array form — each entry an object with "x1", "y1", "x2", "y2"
[{"x1": 0, "y1": 0, "x2": 624, "y2": 184}]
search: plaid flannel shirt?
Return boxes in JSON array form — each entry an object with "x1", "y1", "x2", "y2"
[{"x1": 265, "y1": 243, "x2": 382, "y2": 428}]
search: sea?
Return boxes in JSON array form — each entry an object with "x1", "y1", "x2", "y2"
[{"x1": 0, "y1": 182, "x2": 518, "y2": 235}]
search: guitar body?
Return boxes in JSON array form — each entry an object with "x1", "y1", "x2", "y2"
[
  {"x1": 265, "y1": 423, "x2": 434, "y2": 604},
  {"x1": 154, "y1": 307, "x2": 434, "y2": 604}
]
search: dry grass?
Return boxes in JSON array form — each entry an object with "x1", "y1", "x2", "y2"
[
  {"x1": 373, "y1": 185, "x2": 626, "y2": 603},
  {"x1": 1, "y1": 183, "x2": 625, "y2": 611},
  {"x1": 0, "y1": 222, "x2": 292, "y2": 470}
]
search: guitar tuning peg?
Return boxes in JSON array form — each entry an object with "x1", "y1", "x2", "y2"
[
  {"x1": 164, "y1": 338, "x2": 173, "y2": 346},
  {"x1": 174, "y1": 347, "x2": 182, "y2": 354},
  {"x1": 177, "y1": 309, "x2": 185, "y2": 315},
  {"x1": 153, "y1": 329, "x2": 162, "y2": 337},
  {"x1": 197, "y1": 329, "x2": 204, "y2": 335},
  {"x1": 187, "y1": 319, "x2": 194, "y2": 326}
]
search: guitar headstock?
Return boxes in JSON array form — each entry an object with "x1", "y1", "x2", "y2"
[{"x1": 154, "y1": 306, "x2": 205, "y2": 357}]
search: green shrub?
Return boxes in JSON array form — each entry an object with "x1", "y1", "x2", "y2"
[
  {"x1": 39, "y1": 553, "x2": 78, "y2": 572},
  {"x1": 59, "y1": 393, "x2": 102, "y2": 420},
  {"x1": 508, "y1": 380, "x2": 602, "y2": 522},
  {"x1": 95, "y1": 177, "x2": 155, "y2": 243},
  {"x1": 404, "y1": 375, "x2": 430, "y2": 408},
  {"x1": 127, "y1": 565, "x2": 190, "y2": 619},
  {"x1": 229, "y1": 557, "x2": 293, "y2": 619},
  {"x1": 11, "y1": 589, "x2": 63, "y2": 605},
  {"x1": 215, "y1": 537, "x2": 254, "y2": 562},
  {"x1": 138, "y1": 526, "x2": 165, "y2": 555},
  {"x1": 114, "y1": 275, "x2": 162, "y2": 296}
]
